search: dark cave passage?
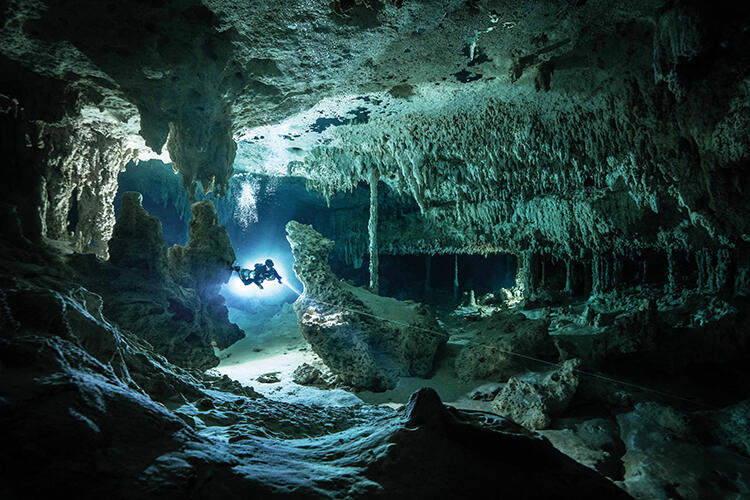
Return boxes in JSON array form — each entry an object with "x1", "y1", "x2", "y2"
[{"x1": 334, "y1": 253, "x2": 518, "y2": 304}]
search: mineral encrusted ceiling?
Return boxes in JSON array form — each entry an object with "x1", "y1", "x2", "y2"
[{"x1": 2, "y1": 0, "x2": 748, "y2": 264}]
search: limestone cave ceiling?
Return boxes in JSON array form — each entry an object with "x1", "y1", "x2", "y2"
[{"x1": 1, "y1": 0, "x2": 749, "y2": 263}]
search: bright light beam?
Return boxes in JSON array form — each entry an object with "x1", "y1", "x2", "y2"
[{"x1": 283, "y1": 281, "x2": 302, "y2": 296}]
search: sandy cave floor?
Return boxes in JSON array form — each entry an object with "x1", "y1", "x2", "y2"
[{"x1": 214, "y1": 302, "x2": 498, "y2": 411}]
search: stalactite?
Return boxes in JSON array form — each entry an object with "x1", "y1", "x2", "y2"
[
  {"x1": 716, "y1": 247, "x2": 731, "y2": 294},
  {"x1": 696, "y1": 249, "x2": 711, "y2": 293},
  {"x1": 368, "y1": 167, "x2": 379, "y2": 294},
  {"x1": 736, "y1": 262, "x2": 750, "y2": 296},
  {"x1": 612, "y1": 255, "x2": 622, "y2": 289}
]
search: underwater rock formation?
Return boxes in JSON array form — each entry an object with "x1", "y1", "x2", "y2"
[
  {"x1": 696, "y1": 399, "x2": 750, "y2": 458},
  {"x1": 0, "y1": 257, "x2": 633, "y2": 498},
  {"x1": 455, "y1": 312, "x2": 556, "y2": 382},
  {"x1": 2, "y1": 0, "x2": 749, "y2": 497},
  {"x1": 550, "y1": 289, "x2": 750, "y2": 372},
  {"x1": 168, "y1": 199, "x2": 236, "y2": 297},
  {"x1": 108, "y1": 192, "x2": 169, "y2": 275},
  {"x1": 539, "y1": 417, "x2": 626, "y2": 481},
  {"x1": 492, "y1": 359, "x2": 581, "y2": 430},
  {"x1": 286, "y1": 221, "x2": 448, "y2": 391},
  {"x1": 363, "y1": 387, "x2": 632, "y2": 499},
  {"x1": 70, "y1": 193, "x2": 242, "y2": 370}
]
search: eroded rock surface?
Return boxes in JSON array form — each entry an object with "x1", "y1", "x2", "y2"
[
  {"x1": 168, "y1": 199, "x2": 235, "y2": 297},
  {"x1": 366, "y1": 387, "x2": 632, "y2": 499},
  {"x1": 455, "y1": 311, "x2": 556, "y2": 382},
  {"x1": 616, "y1": 402, "x2": 750, "y2": 499},
  {"x1": 540, "y1": 417, "x2": 626, "y2": 480},
  {"x1": 492, "y1": 358, "x2": 582, "y2": 430},
  {"x1": 108, "y1": 192, "x2": 168, "y2": 275},
  {"x1": 286, "y1": 220, "x2": 448, "y2": 391}
]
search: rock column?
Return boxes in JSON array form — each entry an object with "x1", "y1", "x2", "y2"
[
  {"x1": 564, "y1": 260, "x2": 572, "y2": 294},
  {"x1": 368, "y1": 167, "x2": 379, "y2": 294}
]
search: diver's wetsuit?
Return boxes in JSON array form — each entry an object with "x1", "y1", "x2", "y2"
[
  {"x1": 237, "y1": 268, "x2": 255, "y2": 286},
  {"x1": 233, "y1": 261, "x2": 282, "y2": 289},
  {"x1": 255, "y1": 264, "x2": 281, "y2": 285}
]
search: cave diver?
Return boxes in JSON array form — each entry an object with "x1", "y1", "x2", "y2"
[{"x1": 231, "y1": 259, "x2": 282, "y2": 289}]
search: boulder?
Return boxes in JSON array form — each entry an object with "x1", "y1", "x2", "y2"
[
  {"x1": 455, "y1": 312, "x2": 556, "y2": 382},
  {"x1": 286, "y1": 221, "x2": 448, "y2": 391},
  {"x1": 540, "y1": 417, "x2": 626, "y2": 479},
  {"x1": 292, "y1": 363, "x2": 325, "y2": 386},
  {"x1": 492, "y1": 358, "x2": 581, "y2": 429},
  {"x1": 695, "y1": 399, "x2": 750, "y2": 458}
]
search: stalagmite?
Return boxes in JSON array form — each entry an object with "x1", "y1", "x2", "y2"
[{"x1": 369, "y1": 167, "x2": 379, "y2": 294}]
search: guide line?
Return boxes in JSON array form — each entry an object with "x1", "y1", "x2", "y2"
[{"x1": 282, "y1": 282, "x2": 709, "y2": 409}]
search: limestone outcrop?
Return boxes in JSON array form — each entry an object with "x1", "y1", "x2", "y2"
[
  {"x1": 70, "y1": 193, "x2": 242, "y2": 370},
  {"x1": 492, "y1": 359, "x2": 581, "y2": 430},
  {"x1": 364, "y1": 388, "x2": 632, "y2": 500},
  {"x1": 539, "y1": 417, "x2": 626, "y2": 480},
  {"x1": 550, "y1": 288, "x2": 750, "y2": 372},
  {"x1": 108, "y1": 192, "x2": 169, "y2": 275},
  {"x1": 454, "y1": 312, "x2": 556, "y2": 382},
  {"x1": 286, "y1": 221, "x2": 448, "y2": 391},
  {"x1": 168, "y1": 199, "x2": 236, "y2": 297}
]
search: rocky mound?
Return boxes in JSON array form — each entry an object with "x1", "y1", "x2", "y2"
[
  {"x1": 492, "y1": 359, "x2": 582, "y2": 430},
  {"x1": 286, "y1": 220, "x2": 448, "y2": 391},
  {"x1": 455, "y1": 311, "x2": 557, "y2": 382}
]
